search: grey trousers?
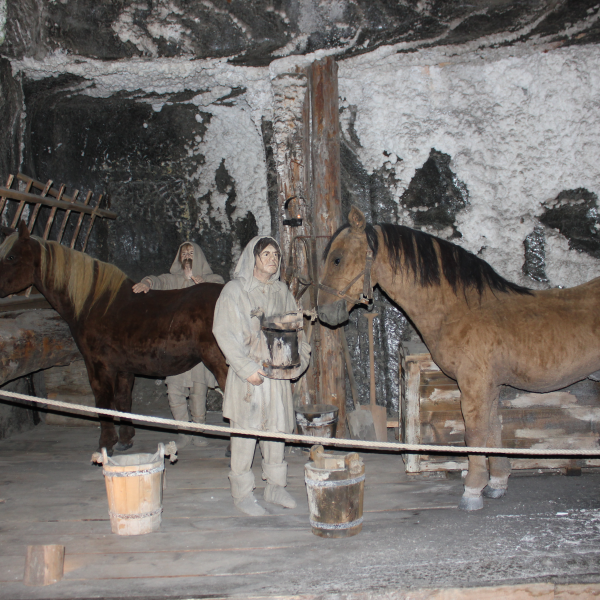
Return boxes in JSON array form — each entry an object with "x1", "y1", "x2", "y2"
[{"x1": 228, "y1": 421, "x2": 288, "y2": 499}]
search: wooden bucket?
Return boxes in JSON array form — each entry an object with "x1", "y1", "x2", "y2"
[
  {"x1": 304, "y1": 445, "x2": 365, "y2": 538},
  {"x1": 295, "y1": 404, "x2": 339, "y2": 438},
  {"x1": 101, "y1": 444, "x2": 165, "y2": 536}
]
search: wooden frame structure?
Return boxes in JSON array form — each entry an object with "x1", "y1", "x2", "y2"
[
  {"x1": 400, "y1": 344, "x2": 600, "y2": 475},
  {"x1": 0, "y1": 173, "x2": 117, "y2": 308}
]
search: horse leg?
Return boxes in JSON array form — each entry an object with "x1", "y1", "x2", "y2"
[
  {"x1": 114, "y1": 372, "x2": 135, "y2": 452},
  {"x1": 457, "y1": 377, "x2": 498, "y2": 511},
  {"x1": 200, "y1": 345, "x2": 228, "y2": 392},
  {"x1": 87, "y1": 365, "x2": 119, "y2": 455},
  {"x1": 483, "y1": 393, "x2": 510, "y2": 499}
]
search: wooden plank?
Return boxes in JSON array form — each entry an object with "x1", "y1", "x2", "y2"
[
  {"x1": 9, "y1": 178, "x2": 37, "y2": 228},
  {"x1": 80, "y1": 194, "x2": 104, "y2": 252},
  {"x1": 26, "y1": 178, "x2": 52, "y2": 233},
  {"x1": 56, "y1": 189, "x2": 79, "y2": 244},
  {"x1": 70, "y1": 190, "x2": 93, "y2": 249},
  {"x1": 0, "y1": 173, "x2": 15, "y2": 215},
  {"x1": 0, "y1": 186, "x2": 116, "y2": 220}
]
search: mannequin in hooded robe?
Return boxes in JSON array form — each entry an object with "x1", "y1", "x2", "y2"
[
  {"x1": 213, "y1": 237, "x2": 311, "y2": 516},
  {"x1": 133, "y1": 241, "x2": 224, "y2": 447}
]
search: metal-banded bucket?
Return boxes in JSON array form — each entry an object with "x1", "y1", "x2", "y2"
[
  {"x1": 101, "y1": 444, "x2": 165, "y2": 536},
  {"x1": 304, "y1": 445, "x2": 365, "y2": 538},
  {"x1": 295, "y1": 404, "x2": 338, "y2": 438},
  {"x1": 260, "y1": 311, "x2": 304, "y2": 379}
]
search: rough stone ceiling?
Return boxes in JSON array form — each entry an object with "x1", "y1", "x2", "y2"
[{"x1": 3, "y1": 0, "x2": 600, "y2": 66}]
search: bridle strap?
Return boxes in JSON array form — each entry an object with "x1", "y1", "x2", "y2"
[{"x1": 318, "y1": 250, "x2": 374, "y2": 306}]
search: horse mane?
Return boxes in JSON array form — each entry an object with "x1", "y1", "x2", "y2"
[
  {"x1": 0, "y1": 233, "x2": 128, "y2": 318},
  {"x1": 324, "y1": 222, "x2": 531, "y2": 297}
]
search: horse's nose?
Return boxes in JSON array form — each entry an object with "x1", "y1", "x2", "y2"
[{"x1": 317, "y1": 299, "x2": 349, "y2": 326}]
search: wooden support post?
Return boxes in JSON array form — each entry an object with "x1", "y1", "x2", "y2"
[
  {"x1": 272, "y1": 65, "x2": 317, "y2": 407},
  {"x1": 23, "y1": 544, "x2": 65, "y2": 586},
  {"x1": 307, "y1": 57, "x2": 346, "y2": 437}
]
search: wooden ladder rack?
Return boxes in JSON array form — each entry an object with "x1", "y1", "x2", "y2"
[{"x1": 0, "y1": 173, "x2": 117, "y2": 306}]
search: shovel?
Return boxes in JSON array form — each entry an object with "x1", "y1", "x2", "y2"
[
  {"x1": 341, "y1": 328, "x2": 377, "y2": 441},
  {"x1": 361, "y1": 312, "x2": 388, "y2": 442}
]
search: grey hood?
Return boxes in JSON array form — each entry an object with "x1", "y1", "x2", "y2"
[
  {"x1": 233, "y1": 236, "x2": 284, "y2": 292},
  {"x1": 169, "y1": 241, "x2": 214, "y2": 279}
]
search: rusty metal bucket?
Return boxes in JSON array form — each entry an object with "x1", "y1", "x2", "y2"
[{"x1": 304, "y1": 445, "x2": 365, "y2": 538}]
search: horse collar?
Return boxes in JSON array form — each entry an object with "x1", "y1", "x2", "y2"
[{"x1": 319, "y1": 249, "x2": 374, "y2": 307}]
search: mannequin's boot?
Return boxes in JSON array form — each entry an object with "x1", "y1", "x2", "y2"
[
  {"x1": 230, "y1": 470, "x2": 266, "y2": 516},
  {"x1": 168, "y1": 386, "x2": 192, "y2": 449},
  {"x1": 262, "y1": 462, "x2": 296, "y2": 508},
  {"x1": 190, "y1": 384, "x2": 209, "y2": 447}
]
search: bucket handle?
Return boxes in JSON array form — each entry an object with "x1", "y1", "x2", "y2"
[
  {"x1": 309, "y1": 444, "x2": 324, "y2": 463},
  {"x1": 151, "y1": 443, "x2": 165, "y2": 463},
  {"x1": 100, "y1": 447, "x2": 116, "y2": 467},
  {"x1": 345, "y1": 452, "x2": 361, "y2": 470}
]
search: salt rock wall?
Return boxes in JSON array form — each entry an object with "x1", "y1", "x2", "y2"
[
  {"x1": 13, "y1": 59, "x2": 275, "y2": 281},
  {"x1": 2, "y1": 37, "x2": 600, "y2": 417}
]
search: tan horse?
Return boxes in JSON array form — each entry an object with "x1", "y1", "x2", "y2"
[{"x1": 318, "y1": 207, "x2": 600, "y2": 510}]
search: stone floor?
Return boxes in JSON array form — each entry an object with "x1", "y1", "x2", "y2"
[{"x1": 1, "y1": 415, "x2": 600, "y2": 599}]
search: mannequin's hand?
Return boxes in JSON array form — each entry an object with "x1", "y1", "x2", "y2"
[
  {"x1": 247, "y1": 370, "x2": 266, "y2": 386},
  {"x1": 133, "y1": 282, "x2": 151, "y2": 293},
  {"x1": 191, "y1": 275, "x2": 204, "y2": 284}
]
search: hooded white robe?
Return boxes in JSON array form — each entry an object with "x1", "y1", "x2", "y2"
[
  {"x1": 212, "y1": 236, "x2": 311, "y2": 432},
  {"x1": 142, "y1": 241, "x2": 224, "y2": 387}
]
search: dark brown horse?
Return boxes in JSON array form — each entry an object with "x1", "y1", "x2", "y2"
[
  {"x1": 318, "y1": 207, "x2": 600, "y2": 510},
  {"x1": 0, "y1": 222, "x2": 227, "y2": 454}
]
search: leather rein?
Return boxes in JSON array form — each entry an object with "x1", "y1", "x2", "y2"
[{"x1": 318, "y1": 250, "x2": 374, "y2": 306}]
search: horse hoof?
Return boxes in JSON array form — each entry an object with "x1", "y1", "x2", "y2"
[
  {"x1": 115, "y1": 441, "x2": 133, "y2": 452},
  {"x1": 483, "y1": 485, "x2": 506, "y2": 499},
  {"x1": 458, "y1": 495, "x2": 484, "y2": 511}
]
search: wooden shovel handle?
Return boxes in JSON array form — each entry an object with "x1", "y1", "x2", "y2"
[
  {"x1": 364, "y1": 312, "x2": 379, "y2": 408},
  {"x1": 340, "y1": 328, "x2": 360, "y2": 410}
]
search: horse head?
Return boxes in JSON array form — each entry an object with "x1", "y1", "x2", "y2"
[
  {"x1": 318, "y1": 207, "x2": 377, "y2": 326},
  {"x1": 0, "y1": 221, "x2": 37, "y2": 297}
]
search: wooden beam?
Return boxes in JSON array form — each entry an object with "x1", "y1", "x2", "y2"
[
  {"x1": 0, "y1": 309, "x2": 82, "y2": 386},
  {"x1": 307, "y1": 57, "x2": 346, "y2": 437},
  {"x1": 23, "y1": 545, "x2": 65, "y2": 586}
]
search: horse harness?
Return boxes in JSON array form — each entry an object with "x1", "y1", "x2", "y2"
[{"x1": 317, "y1": 250, "x2": 374, "y2": 307}]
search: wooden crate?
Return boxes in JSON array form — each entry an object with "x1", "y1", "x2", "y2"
[{"x1": 400, "y1": 342, "x2": 600, "y2": 474}]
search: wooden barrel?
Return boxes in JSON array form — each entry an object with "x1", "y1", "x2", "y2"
[
  {"x1": 101, "y1": 444, "x2": 165, "y2": 536},
  {"x1": 304, "y1": 445, "x2": 364, "y2": 538}
]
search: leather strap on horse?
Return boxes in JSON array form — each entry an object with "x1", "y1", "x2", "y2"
[
  {"x1": 317, "y1": 250, "x2": 374, "y2": 306},
  {"x1": 4, "y1": 388, "x2": 600, "y2": 457}
]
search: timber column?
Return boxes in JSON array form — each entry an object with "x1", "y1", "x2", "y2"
[
  {"x1": 306, "y1": 57, "x2": 346, "y2": 436},
  {"x1": 270, "y1": 56, "x2": 346, "y2": 436}
]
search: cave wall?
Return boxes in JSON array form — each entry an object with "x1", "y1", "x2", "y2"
[{"x1": 0, "y1": 3, "x2": 599, "y2": 420}]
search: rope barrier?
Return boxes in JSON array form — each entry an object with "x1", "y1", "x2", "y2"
[{"x1": 2, "y1": 388, "x2": 600, "y2": 457}]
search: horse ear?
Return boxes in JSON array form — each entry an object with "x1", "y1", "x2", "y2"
[
  {"x1": 348, "y1": 206, "x2": 366, "y2": 232},
  {"x1": 18, "y1": 220, "x2": 30, "y2": 240},
  {"x1": 0, "y1": 225, "x2": 15, "y2": 237}
]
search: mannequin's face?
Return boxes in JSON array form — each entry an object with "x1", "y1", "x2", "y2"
[
  {"x1": 180, "y1": 245, "x2": 194, "y2": 278},
  {"x1": 253, "y1": 244, "x2": 280, "y2": 283}
]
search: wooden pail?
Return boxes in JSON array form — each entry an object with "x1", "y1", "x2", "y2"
[
  {"x1": 295, "y1": 404, "x2": 339, "y2": 438},
  {"x1": 304, "y1": 445, "x2": 365, "y2": 538},
  {"x1": 260, "y1": 311, "x2": 304, "y2": 379},
  {"x1": 101, "y1": 444, "x2": 165, "y2": 536}
]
